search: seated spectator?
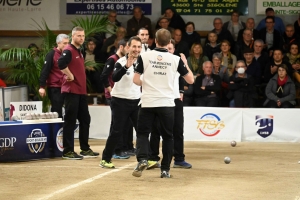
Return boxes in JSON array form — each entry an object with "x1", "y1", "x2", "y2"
[
  {"x1": 101, "y1": 27, "x2": 126, "y2": 60},
  {"x1": 243, "y1": 48, "x2": 261, "y2": 85},
  {"x1": 182, "y1": 21, "x2": 201, "y2": 49},
  {"x1": 126, "y1": 6, "x2": 152, "y2": 38},
  {"x1": 286, "y1": 43, "x2": 300, "y2": 83},
  {"x1": 256, "y1": 7, "x2": 285, "y2": 35},
  {"x1": 220, "y1": 40, "x2": 237, "y2": 77},
  {"x1": 212, "y1": 52, "x2": 229, "y2": 83},
  {"x1": 282, "y1": 24, "x2": 300, "y2": 53},
  {"x1": 264, "y1": 49, "x2": 293, "y2": 83},
  {"x1": 105, "y1": 10, "x2": 121, "y2": 39},
  {"x1": 187, "y1": 43, "x2": 209, "y2": 76},
  {"x1": 205, "y1": 18, "x2": 235, "y2": 48},
  {"x1": 194, "y1": 61, "x2": 221, "y2": 107},
  {"x1": 253, "y1": 39, "x2": 270, "y2": 79},
  {"x1": 294, "y1": 14, "x2": 300, "y2": 37},
  {"x1": 173, "y1": 29, "x2": 190, "y2": 58},
  {"x1": 237, "y1": 18, "x2": 260, "y2": 42},
  {"x1": 156, "y1": 17, "x2": 174, "y2": 35},
  {"x1": 222, "y1": 10, "x2": 246, "y2": 42},
  {"x1": 227, "y1": 60, "x2": 257, "y2": 107},
  {"x1": 27, "y1": 43, "x2": 40, "y2": 61},
  {"x1": 204, "y1": 32, "x2": 221, "y2": 61},
  {"x1": 259, "y1": 16, "x2": 283, "y2": 56},
  {"x1": 264, "y1": 64, "x2": 296, "y2": 108},
  {"x1": 156, "y1": 7, "x2": 185, "y2": 32},
  {"x1": 235, "y1": 28, "x2": 254, "y2": 60},
  {"x1": 83, "y1": 37, "x2": 104, "y2": 94}
]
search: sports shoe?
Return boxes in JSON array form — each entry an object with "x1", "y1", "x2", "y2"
[
  {"x1": 173, "y1": 161, "x2": 192, "y2": 169},
  {"x1": 112, "y1": 152, "x2": 130, "y2": 159},
  {"x1": 99, "y1": 160, "x2": 115, "y2": 169},
  {"x1": 126, "y1": 148, "x2": 136, "y2": 156},
  {"x1": 80, "y1": 149, "x2": 99, "y2": 158},
  {"x1": 132, "y1": 160, "x2": 148, "y2": 177},
  {"x1": 62, "y1": 151, "x2": 83, "y2": 160},
  {"x1": 147, "y1": 160, "x2": 161, "y2": 170},
  {"x1": 160, "y1": 170, "x2": 171, "y2": 178}
]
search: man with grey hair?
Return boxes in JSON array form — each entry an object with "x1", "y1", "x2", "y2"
[
  {"x1": 253, "y1": 39, "x2": 270, "y2": 78},
  {"x1": 39, "y1": 33, "x2": 69, "y2": 118}
]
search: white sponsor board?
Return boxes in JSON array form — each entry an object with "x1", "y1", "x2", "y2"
[
  {"x1": 0, "y1": 0, "x2": 60, "y2": 30},
  {"x1": 242, "y1": 109, "x2": 300, "y2": 142},
  {"x1": 256, "y1": 0, "x2": 300, "y2": 15},
  {"x1": 10, "y1": 101, "x2": 42, "y2": 120},
  {"x1": 184, "y1": 107, "x2": 242, "y2": 142}
]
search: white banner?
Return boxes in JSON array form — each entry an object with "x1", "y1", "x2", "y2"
[
  {"x1": 0, "y1": 0, "x2": 60, "y2": 30},
  {"x1": 256, "y1": 0, "x2": 300, "y2": 15},
  {"x1": 242, "y1": 109, "x2": 300, "y2": 142},
  {"x1": 10, "y1": 101, "x2": 42, "y2": 120},
  {"x1": 184, "y1": 107, "x2": 242, "y2": 142}
]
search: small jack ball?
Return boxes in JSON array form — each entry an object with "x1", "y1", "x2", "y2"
[
  {"x1": 231, "y1": 141, "x2": 237, "y2": 147},
  {"x1": 224, "y1": 157, "x2": 231, "y2": 164}
]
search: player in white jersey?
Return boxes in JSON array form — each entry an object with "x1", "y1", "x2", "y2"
[
  {"x1": 137, "y1": 27, "x2": 150, "y2": 53},
  {"x1": 132, "y1": 29, "x2": 194, "y2": 178},
  {"x1": 100, "y1": 36, "x2": 142, "y2": 169},
  {"x1": 148, "y1": 39, "x2": 192, "y2": 169}
]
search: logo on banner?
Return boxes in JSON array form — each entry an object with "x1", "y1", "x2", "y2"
[
  {"x1": 255, "y1": 115, "x2": 274, "y2": 138},
  {"x1": 196, "y1": 113, "x2": 225, "y2": 136},
  {"x1": 0, "y1": 137, "x2": 16, "y2": 155},
  {"x1": 56, "y1": 128, "x2": 63, "y2": 152},
  {"x1": 1, "y1": 0, "x2": 42, "y2": 6},
  {"x1": 26, "y1": 129, "x2": 47, "y2": 153}
]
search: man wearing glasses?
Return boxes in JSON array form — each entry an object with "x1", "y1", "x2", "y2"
[{"x1": 106, "y1": 10, "x2": 121, "y2": 39}]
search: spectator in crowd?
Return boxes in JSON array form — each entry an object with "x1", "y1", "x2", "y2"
[
  {"x1": 101, "y1": 27, "x2": 126, "y2": 60},
  {"x1": 105, "y1": 10, "x2": 121, "y2": 39},
  {"x1": 237, "y1": 18, "x2": 260, "y2": 42},
  {"x1": 256, "y1": 7, "x2": 285, "y2": 35},
  {"x1": 204, "y1": 32, "x2": 221, "y2": 61},
  {"x1": 285, "y1": 43, "x2": 300, "y2": 83},
  {"x1": 156, "y1": 17, "x2": 174, "y2": 35},
  {"x1": 137, "y1": 28, "x2": 151, "y2": 53},
  {"x1": 282, "y1": 24, "x2": 300, "y2": 53},
  {"x1": 259, "y1": 16, "x2": 283, "y2": 56},
  {"x1": 83, "y1": 37, "x2": 104, "y2": 95},
  {"x1": 194, "y1": 61, "x2": 221, "y2": 107},
  {"x1": 127, "y1": 6, "x2": 152, "y2": 38},
  {"x1": 27, "y1": 43, "x2": 40, "y2": 61},
  {"x1": 173, "y1": 29, "x2": 190, "y2": 58},
  {"x1": 294, "y1": 14, "x2": 300, "y2": 37},
  {"x1": 222, "y1": 10, "x2": 246, "y2": 42},
  {"x1": 220, "y1": 40, "x2": 237, "y2": 77},
  {"x1": 253, "y1": 39, "x2": 270, "y2": 79},
  {"x1": 187, "y1": 43, "x2": 209, "y2": 76},
  {"x1": 227, "y1": 60, "x2": 257, "y2": 107},
  {"x1": 264, "y1": 64, "x2": 296, "y2": 108},
  {"x1": 243, "y1": 48, "x2": 261, "y2": 85},
  {"x1": 182, "y1": 21, "x2": 201, "y2": 49},
  {"x1": 235, "y1": 29, "x2": 255, "y2": 60},
  {"x1": 264, "y1": 49, "x2": 293, "y2": 83},
  {"x1": 212, "y1": 52, "x2": 229, "y2": 83},
  {"x1": 205, "y1": 18, "x2": 235, "y2": 48},
  {"x1": 156, "y1": 7, "x2": 185, "y2": 32}
]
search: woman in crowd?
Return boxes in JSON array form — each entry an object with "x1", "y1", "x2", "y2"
[
  {"x1": 220, "y1": 40, "x2": 237, "y2": 77},
  {"x1": 187, "y1": 43, "x2": 209, "y2": 77},
  {"x1": 264, "y1": 64, "x2": 296, "y2": 108},
  {"x1": 182, "y1": 21, "x2": 201, "y2": 49},
  {"x1": 285, "y1": 43, "x2": 300, "y2": 83}
]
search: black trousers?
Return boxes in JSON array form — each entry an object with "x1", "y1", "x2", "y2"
[
  {"x1": 194, "y1": 96, "x2": 219, "y2": 107},
  {"x1": 47, "y1": 87, "x2": 65, "y2": 118},
  {"x1": 136, "y1": 107, "x2": 174, "y2": 171},
  {"x1": 102, "y1": 97, "x2": 139, "y2": 162},
  {"x1": 63, "y1": 93, "x2": 91, "y2": 154},
  {"x1": 149, "y1": 99, "x2": 185, "y2": 162},
  {"x1": 267, "y1": 100, "x2": 294, "y2": 108}
]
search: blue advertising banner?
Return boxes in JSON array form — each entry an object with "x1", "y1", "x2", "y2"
[
  {"x1": 0, "y1": 122, "x2": 64, "y2": 162},
  {"x1": 66, "y1": 0, "x2": 152, "y2": 15}
]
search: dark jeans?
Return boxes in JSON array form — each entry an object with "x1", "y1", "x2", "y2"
[
  {"x1": 102, "y1": 97, "x2": 139, "y2": 162},
  {"x1": 136, "y1": 107, "x2": 174, "y2": 171},
  {"x1": 194, "y1": 96, "x2": 219, "y2": 107},
  {"x1": 63, "y1": 93, "x2": 90, "y2": 154},
  {"x1": 149, "y1": 99, "x2": 185, "y2": 162},
  {"x1": 267, "y1": 100, "x2": 294, "y2": 108},
  {"x1": 47, "y1": 87, "x2": 64, "y2": 118}
]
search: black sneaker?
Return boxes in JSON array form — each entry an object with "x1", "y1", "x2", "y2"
[
  {"x1": 160, "y1": 170, "x2": 172, "y2": 178},
  {"x1": 80, "y1": 149, "x2": 99, "y2": 158},
  {"x1": 126, "y1": 148, "x2": 136, "y2": 156},
  {"x1": 132, "y1": 160, "x2": 148, "y2": 177},
  {"x1": 62, "y1": 151, "x2": 83, "y2": 160},
  {"x1": 112, "y1": 151, "x2": 130, "y2": 159}
]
